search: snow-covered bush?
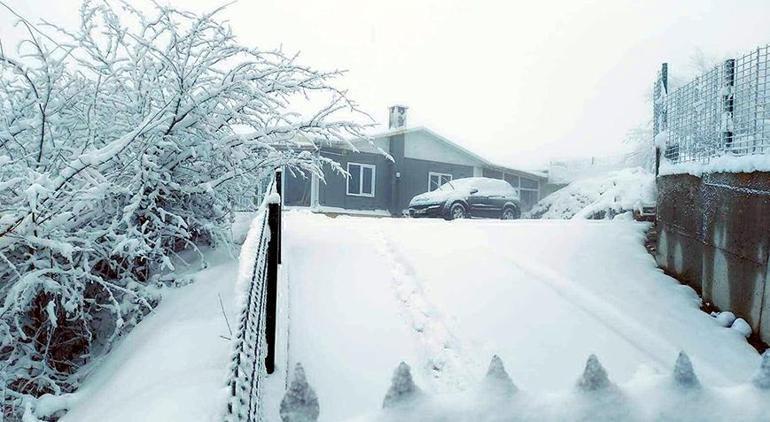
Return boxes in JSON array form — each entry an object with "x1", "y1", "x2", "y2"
[
  {"x1": 0, "y1": 2, "x2": 366, "y2": 417},
  {"x1": 528, "y1": 167, "x2": 656, "y2": 220}
]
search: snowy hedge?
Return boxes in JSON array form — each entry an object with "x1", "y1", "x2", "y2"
[
  {"x1": 0, "y1": 2, "x2": 365, "y2": 418},
  {"x1": 528, "y1": 167, "x2": 656, "y2": 220}
]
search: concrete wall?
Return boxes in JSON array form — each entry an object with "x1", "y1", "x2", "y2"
[{"x1": 656, "y1": 172, "x2": 770, "y2": 342}]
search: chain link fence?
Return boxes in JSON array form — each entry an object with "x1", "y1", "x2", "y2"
[{"x1": 654, "y1": 44, "x2": 770, "y2": 166}]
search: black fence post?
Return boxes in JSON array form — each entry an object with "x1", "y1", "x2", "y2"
[
  {"x1": 275, "y1": 168, "x2": 282, "y2": 264},
  {"x1": 265, "y1": 173, "x2": 281, "y2": 375},
  {"x1": 722, "y1": 58, "x2": 736, "y2": 151}
]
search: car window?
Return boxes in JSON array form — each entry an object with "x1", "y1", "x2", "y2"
[{"x1": 481, "y1": 179, "x2": 516, "y2": 196}]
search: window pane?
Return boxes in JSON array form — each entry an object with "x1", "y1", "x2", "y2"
[
  {"x1": 348, "y1": 164, "x2": 361, "y2": 194},
  {"x1": 429, "y1": 174, "x2": 440, "y2": 191},
  {"x1": 440, "y1": 174, "x2": 452, "y2": 185},
  {"x1": 362, "y1": 166, "x2": 374, "y2": 195}
]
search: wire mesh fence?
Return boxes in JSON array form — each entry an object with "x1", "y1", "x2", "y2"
[
  {"x1": 226, "y1": 201, "x2": 270, "y2": 422},
  {"x1": 654, "y1": 44, "x2": 770, "y2": 165},
  {"x1": 226, "y1": 174, "x2": 281, "y2": 422}
]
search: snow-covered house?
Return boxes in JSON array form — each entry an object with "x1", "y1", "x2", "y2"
[{"x1": 283, "y1": 105, "x2": 546, "y2": 216}]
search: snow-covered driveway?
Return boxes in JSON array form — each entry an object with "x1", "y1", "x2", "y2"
[{"x1": 274, "y1": 212, "x2": 760, "y2": 421}]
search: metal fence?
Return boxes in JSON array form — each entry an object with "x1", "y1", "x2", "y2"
[
  {"x1": 225, "y1": 170, "x2": 282, "y2": 422},
  {"x1": 654, "y1": 44, "x2": 770, "y2": 166}
]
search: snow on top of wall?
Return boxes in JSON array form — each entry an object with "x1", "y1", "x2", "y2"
[
  {"x1": 659, "y1": 153, "x2": 770, "y2": 177},
  {"x1": 528, "y1": 167, "x2": 656, "y2": 220}
]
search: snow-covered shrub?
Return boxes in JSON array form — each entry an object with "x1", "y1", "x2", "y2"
[
  {"x1": 0, "y1": 2, "x2": 366, "y2": 417},
  {"x1": 528, "y1": 167, "x2": 656, "y2": 220}
]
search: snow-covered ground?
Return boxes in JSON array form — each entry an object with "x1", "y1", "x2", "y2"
[
  {"x1": 529, "y1": 167, "x2": 655, "y2": 220},
  {"x1": 273, "y1": 212, "x2": 761, "y2": 421},
  {"x1": 55, "y1": 211, "x2": 763, "y2": 422},
  {"x1": 55, "y1": 214, "x2": 258, "y2": 422}
]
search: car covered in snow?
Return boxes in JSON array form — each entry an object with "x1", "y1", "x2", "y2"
[{"x1": 407, "y1": 177, "x2": 521, "y2": 220}]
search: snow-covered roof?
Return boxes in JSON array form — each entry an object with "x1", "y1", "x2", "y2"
[
  {"x1": 370, "y1": 126, "x2": 547, "y2": 180},
  {"x1": 294, "y1": 126, "x2": 547, "y2": 181}
]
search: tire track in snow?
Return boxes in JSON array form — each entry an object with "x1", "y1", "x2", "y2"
[
  {"x1": 503, "y1": 254, "x2": 731, "y2": 384},
  {"x1": 371, "y1": 225, "x2": 476, "y2": 393}
]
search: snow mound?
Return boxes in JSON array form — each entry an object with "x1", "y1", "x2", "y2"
[{"x1": 528, "y1": 167, "x2": 656, "y2": 220}]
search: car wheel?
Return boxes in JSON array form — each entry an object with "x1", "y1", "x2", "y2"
[
  {"x1": 448, "y1": 203, "x2": 467, "y2": 220},
  {"x1": 502, "y1": 206, "x2": 519, "y2": 220}
]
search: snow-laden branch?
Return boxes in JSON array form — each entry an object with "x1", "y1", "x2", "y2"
[{"x1": 0, "y1": 1, "x2": 371, "y2": 418}]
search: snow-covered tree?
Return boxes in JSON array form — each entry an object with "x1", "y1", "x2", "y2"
[{"x1": 0, "y1": 2, "x2": 367, "y2": 417}]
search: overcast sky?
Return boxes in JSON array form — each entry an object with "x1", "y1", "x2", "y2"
[{"x1": 3, "y1": 0, "x2": 770, "y2": 170}]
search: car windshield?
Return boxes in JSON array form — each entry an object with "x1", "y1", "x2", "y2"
[{"x1": 438, "y1": 180, "x2": 456, "y2": 191}]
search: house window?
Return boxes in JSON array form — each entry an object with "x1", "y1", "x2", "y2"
[
  {"x1": 347, "y1": 163, "x2": 376, "y2": 197},
  {"x1": 428, "y1": 172, "x2": 453, "y2": 191}
]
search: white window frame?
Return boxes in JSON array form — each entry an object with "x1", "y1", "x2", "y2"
[
  {"x1": 428, "y1": 172, "x2": 453, "y2": 191},
  {"x1": 346, "y1": 162, "x2": 376, "y2": 197}
]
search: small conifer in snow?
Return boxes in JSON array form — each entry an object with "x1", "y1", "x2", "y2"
[
  {"x1": 753, "y1": 351, "x2": 770, "y2": 390},
  {"x1": 672, "y1": 352, "x2": 699, "y2": 388},
  {"x1": 577, "y1": 354, "x2": 611, "y2": 391},
  {"x1": 482, "y1": 355, "x2": 517, "y2": 397},
  {"x1": 280, "y1": 363, "x2": 320, "y2": 422},
  {"x1": 383, "y1": 362, "x2": 422, "y2": 408}
]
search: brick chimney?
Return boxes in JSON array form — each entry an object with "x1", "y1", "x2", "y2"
[{"x1": 388, "y1": 105, "x2": 408, "y2": 130}]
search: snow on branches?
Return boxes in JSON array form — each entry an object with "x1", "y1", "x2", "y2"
[{"x1": 0, "y1": 1, "x2": 368, "y2": 417}]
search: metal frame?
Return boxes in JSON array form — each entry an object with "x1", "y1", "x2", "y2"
[
  {"x1": 428, "y1": 171, "x2": 452, "y2": 191},
  {"x1": 346, "y1": 162, "x2": 376, "y2": 197},
  {"x1": 655, "y1": 44, "x2": 770, "y2": 166}
]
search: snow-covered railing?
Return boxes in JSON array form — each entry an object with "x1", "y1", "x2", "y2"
[
  {"x1": 280, "y1": 351, "x2": 770, "y2": 421},
  {"x1": 654, "y1": 44, "x2": 770, "y2": 169},
  {"x1": 225, "y1": 170, "x2": 282, "y2": 422}
]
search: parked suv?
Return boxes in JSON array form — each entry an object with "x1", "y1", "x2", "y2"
[{"x1": 407, "y1": 177, "x2": 521, "y2": 220}]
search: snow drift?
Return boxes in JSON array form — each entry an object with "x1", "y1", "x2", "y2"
[{"x1": 528, "y1": 167, "x2": 656, "y2": 220}]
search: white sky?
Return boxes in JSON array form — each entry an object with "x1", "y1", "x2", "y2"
[{"x1": 3, "y1": 0, "x2": 770, "y2": 170}]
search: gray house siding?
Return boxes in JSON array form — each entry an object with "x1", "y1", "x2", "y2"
[
  {"x1": 396, "y1": 157, "x2": 474, "y2": 213},
  {"x1": 318, "y1": 149, "x2": 392, "y2": 211}
]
